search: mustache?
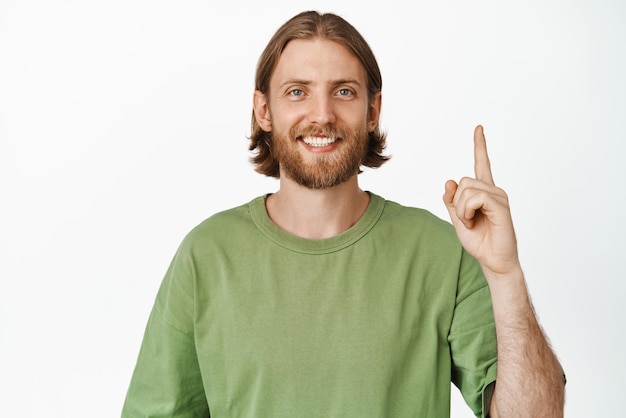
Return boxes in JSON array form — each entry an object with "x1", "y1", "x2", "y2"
[{"x1": 290, "y1": 126, "x2": 349, "y2": 140}]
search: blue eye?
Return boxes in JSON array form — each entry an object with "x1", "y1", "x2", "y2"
[
  {"x1": 338, "y1": 89, "x2": 352, "y2": 96},
  {"x1": 290, "y1": 89, "x2": 303, "y2": 96}
]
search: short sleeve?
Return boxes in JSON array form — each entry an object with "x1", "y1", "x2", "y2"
[
  {"x1": 121, "y1": 246, "x2": 210, "y2": 417},
  {"x1": 448, "y1": 249, "x2": 498, "y2": 418}
]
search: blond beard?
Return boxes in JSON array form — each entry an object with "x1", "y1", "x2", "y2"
[{"x1": 272, "y1": 125, "x2": 369, "y2": 190}]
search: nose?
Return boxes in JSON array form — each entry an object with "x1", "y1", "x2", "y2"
[{"x1": 308, "y1": 94, "x2": 336, "y2": 126}]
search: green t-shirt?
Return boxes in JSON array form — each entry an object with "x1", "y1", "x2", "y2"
[{"x1": 122, "y1": 193, "x2": 497, "y2": 417}]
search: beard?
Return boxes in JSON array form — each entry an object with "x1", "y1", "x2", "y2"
[{"x1": 272, "y1": 125, "x2": 369, "y2": 190}]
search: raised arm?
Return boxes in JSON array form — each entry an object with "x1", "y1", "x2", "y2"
[{"x1": 443, "y1": 125, "x2": 565, "y2": 417}]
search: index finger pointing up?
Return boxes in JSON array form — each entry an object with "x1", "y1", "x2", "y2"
[{"x1": 474, "y1": 125, "x2": 495, "y2": 185}]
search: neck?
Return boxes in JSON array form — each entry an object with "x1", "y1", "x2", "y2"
[{"x1": 265, "y1": 175, "x2": 370, "y2": 240}]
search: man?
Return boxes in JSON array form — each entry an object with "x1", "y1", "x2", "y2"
[{"x1": 122, "y1": 11, "x2": 565, "y2": 417}]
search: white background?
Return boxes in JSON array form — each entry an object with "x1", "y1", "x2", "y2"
[{"x1": 1, "y1": 0, "x2": 624, "y2": 416}]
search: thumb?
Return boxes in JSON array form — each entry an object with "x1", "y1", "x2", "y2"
[
  {"x1": 443, "y1": 180, "x2": 458, "y2": 217},
  {"x1": 443, "y1": 180, "x2": 473, "y2": 229}
]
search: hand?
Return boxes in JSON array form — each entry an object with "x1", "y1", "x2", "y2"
[{"x1": 443, "y1": 125, "x2": 521, "y2": 279}]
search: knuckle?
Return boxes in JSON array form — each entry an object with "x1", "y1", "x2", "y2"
[
  {"x1": 496, "y1": 187, "x2": 509, "y2": 199},
  {"x1": 458, "y1": 176, "x2": 473, "y2": 186}
]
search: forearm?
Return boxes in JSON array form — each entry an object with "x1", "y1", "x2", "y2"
[{"x1": 486, "y1": 268, "x2": 565, "y2": 418}]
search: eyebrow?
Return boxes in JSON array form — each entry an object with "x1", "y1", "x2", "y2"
[
  {"x1": 330, "y1": 79, "x2": 362, "y2": 88},
  {"x1": 278, "y1": 79, "x2": 311, "y2": 89}
]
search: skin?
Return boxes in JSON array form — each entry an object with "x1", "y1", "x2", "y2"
[
  {"x1": 254, "y1": 38, "x2": 565, "y2": 416},
  {"x1": 254, "y1": 38, "x2": 380, "y2": 239},
  {"x1": 444, "y1": 126, "x2": 565, "y2": 417}
]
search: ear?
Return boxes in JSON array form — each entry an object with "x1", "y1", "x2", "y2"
[
  {"x1": 367, "y1": 91, "x2": 382, "y2": 133},
  {"x1": 253, "y1": 90, "x2": 272, "y2": 132}
]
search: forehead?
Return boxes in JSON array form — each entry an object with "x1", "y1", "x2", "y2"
[{"x1": 270, "y1": 38, "x2": 367, "y2": 86}]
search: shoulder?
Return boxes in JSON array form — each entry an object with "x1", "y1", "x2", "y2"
[
  {"x1": 177, "y1": 196, "x2": 263, "y2": 253},
  {"x1": 377, "y1": 196, "x2": 456, "y2": 239}
]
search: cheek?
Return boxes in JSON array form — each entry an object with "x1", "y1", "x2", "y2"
[
  {"x1": 342, "y1": 102, "x2": 371, "y2": 123},
  {"x1": 269, "y1": 105, "x2": 304, "y2": 131}
]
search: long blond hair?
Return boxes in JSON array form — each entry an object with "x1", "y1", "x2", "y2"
[{"x1": 249, "y1": 11, "x2": 389, "y2": 178}]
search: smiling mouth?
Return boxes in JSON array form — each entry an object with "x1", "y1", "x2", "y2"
[{"x1": 299, "y1": 136, "x2": 338, "y2": 147}]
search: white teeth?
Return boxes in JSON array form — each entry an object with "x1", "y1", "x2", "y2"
[{"x1": 302, "y1": 136, "x2": 337, "y2": 147}]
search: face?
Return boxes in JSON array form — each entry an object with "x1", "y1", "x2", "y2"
[{"x1": 254, "y1": 38, "x2": 381, "y2": 189}]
